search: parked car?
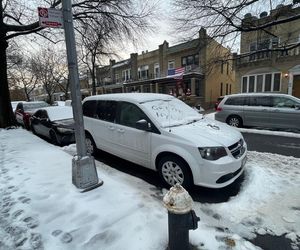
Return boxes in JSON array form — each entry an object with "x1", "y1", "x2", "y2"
[
  {"x1": 214, "y1": 96, "x2": 224, "y2": 110},
  {"x1": 82, "y1": 93, "x2": 247, "y2": 189},
  {"x1": 15, "y1": 101, "x2": 50, "y2": 129},
  {"x1": 30, "y1": 106, "x2": 75, "y2": 145},
  {"x1": 215, "y1": 93, "x2": 300, "y2": 130}
]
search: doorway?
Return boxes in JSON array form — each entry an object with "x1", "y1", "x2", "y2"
[{"x1": 293, "y1": 75, "x2": 300, "y2": 97}]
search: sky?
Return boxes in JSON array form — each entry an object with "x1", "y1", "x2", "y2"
[{"x1": 0, "y1": 117, "x2": 299, "y2": 249}]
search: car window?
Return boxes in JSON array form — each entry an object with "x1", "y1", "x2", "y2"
[
  {"x1": 96, "y1": 101, "x2": 117, "y2": 122},
  {"x1": 272, "y1": 97, "x2": 298, "y2": 109},
  {"x1": 249, "y1": 96, "x2": 271, "y2": 107},
  {"x1": 16, "y1": 103, "x2": 23, "y2": 111},
  {"x1": 224, "y1": 97, "x2": 245, "y2": 105},
  {"x1": 119, "y1": 102, "x2": 148, "y2": 128},
  {"x1": 83, "y1": 100, "x2": 97, "y2": 118},
  {"x1": 34, "y1": 110, "x2": 48, "y2": 119}
]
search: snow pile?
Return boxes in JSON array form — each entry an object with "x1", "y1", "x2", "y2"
[{"x1": 0, "y1": 128, "x2": 300, "y2": 250}]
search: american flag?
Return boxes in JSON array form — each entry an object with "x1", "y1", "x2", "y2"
[{"x1": 167, "y1": 67, "x2": 185, "y2": 79}]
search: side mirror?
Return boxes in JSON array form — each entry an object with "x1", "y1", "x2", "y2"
[{"x1": 136, "y1": 119, "x2": 151, "y2": 131}]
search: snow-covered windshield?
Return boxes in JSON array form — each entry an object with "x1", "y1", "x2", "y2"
[
  {"x1": 46, "y1": 106, "x2": 74, "y2": 121},
  {"x1": 141, "y1": 98, "x2": 202, "y2": 127}
]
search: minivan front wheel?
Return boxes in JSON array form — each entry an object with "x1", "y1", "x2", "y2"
[
  {"x1": 226, "y1": 115, "x2": 243, "y2": 128},
  {"x1": 158, "y1": 155, "x2": 192, "y2": 189}
]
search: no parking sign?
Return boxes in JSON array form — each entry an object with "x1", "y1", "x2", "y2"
[{"x1": 38, "y1": 7, "x2": 63, "y2": 28}]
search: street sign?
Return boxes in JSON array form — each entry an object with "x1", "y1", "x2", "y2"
[{"x1": 38, "y1": 7, "x2": 63, "y2": 28}]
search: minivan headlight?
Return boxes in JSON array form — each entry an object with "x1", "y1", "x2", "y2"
[{"x1": 198, "y1": 147, "x2": 227, "y2": 161}]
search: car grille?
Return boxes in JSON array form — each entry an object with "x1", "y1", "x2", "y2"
[{"x1": 228, "y1": 139, "x2": 245, "y2": 159}]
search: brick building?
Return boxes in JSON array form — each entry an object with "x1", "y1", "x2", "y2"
[
  {"x1": 235, "y1": 3, "x2": 300, "y2": 98},
  {"x1": 95, "y1": 28, "x2": 235, "y2": 108}
]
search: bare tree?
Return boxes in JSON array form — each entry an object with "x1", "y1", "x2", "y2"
[
  {"x1": 31, "y1": 47, "x2": 68, "y2": 104},
  {"x1": 79, "y1": 24, "x2": 117, "y2": 95},
  {"x1": 8, "y1": 56, "x2": 39, "y2": 101},
  {"x1": 0, "y1": 0, "x2": 156, "y2": 128}
]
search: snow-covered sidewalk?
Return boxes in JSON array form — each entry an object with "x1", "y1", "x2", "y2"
[{"x1": 0, "y1": 128, "x2": 300, "y2": 250}]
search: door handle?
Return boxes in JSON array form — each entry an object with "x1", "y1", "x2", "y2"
[
  {"x1": 117, "y1": 129, "x2": 125, "y2": 133},
  {"x1": 108, "y1": 126, "x2": 115, "y2": 131}
]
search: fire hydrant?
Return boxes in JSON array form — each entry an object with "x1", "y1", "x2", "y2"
[{"x1": 163, "y1": 184, "x2": 200, "y2": 250}]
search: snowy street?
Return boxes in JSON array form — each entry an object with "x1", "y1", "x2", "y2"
[{"x1": 0, "y1": 128, "x2": 300, "y2": 250}]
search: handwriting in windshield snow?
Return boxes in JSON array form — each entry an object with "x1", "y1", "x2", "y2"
[{"x1": 152, "y1": 105, "x2": 183, "y2": 120}]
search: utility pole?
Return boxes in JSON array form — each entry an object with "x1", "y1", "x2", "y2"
[{"x1": 62, "y1": 0, "x2": 103, "y2": 191}]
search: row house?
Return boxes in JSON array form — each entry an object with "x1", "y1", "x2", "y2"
[
  {"x1": 95, "y1": 28, "x2": 235, "y2": 108},
  {"x1": 235, "y1": 3, "x2": 300, "y2": 98}
]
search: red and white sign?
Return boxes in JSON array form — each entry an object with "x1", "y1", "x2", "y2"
[{"x1": 38, "y1": 7, "x2": 63, "y2": 28}]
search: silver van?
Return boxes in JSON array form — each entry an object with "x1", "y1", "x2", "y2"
[{"x1": 215, "y1": 93, "x2": 300, "y2": 130}]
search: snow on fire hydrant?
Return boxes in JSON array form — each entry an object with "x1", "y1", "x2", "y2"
[{"x1": 163, "y1": 184, "x2": 200, "y2": 250}]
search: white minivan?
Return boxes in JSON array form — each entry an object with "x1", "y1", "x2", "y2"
[{"x1": 82, "y1": 93, "x2": 247, "y2": 189}]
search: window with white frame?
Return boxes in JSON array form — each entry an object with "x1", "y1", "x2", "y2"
[
  {"x1": 115, "y1": 73, "x2": 120, "y2": 83},
  {"x1": 138, "y1": 65, "x2": 149, "y2": 80},
  {"x1": 241, "y1": 72, "x2": 281, "y2": 93},
  {"x1": 122, "y1": 69, "x2": 131, "y2": 82},
  {"x1": 168, "y1": 60, "x2": 175, "y2": 69},
  {"x1": 154, "y1": 63, "x2": 160, "y2": 78}
]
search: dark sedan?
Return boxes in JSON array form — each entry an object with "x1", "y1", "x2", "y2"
[{"x1": 31, "y1": 106, "x2": 75, "y2": 145}]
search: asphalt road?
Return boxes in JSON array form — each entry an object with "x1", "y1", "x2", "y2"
[{"x1": 242, "y1": 132, "x2": 300, "y2": 158}]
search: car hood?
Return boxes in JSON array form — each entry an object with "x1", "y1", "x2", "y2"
[
  {"x1": 166, "y1": 117, "x2": 243, "y2": 147},
  {"x1": 53, "y1": 119, "x2": 75, "y2": 128}
]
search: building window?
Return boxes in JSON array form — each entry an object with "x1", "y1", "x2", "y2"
[
  {"x1": 273, "y1": 73, "x2": 281, "y2": 91},
  {"x1": 168, "y1": 60, "x2": 175, "y2": 70},
  {"x1": 242, "y1": 77, "x2": 247, "y2": 92},
  {"x1": 138, "y1": 65, "x2": 149, "y2": 80},
  {"x1": 122, "y1": 69, "x2": 131, "y2": 82},
  {"x1": 241, "y1": 72, "x2": 281, "y2": 93},
  {"x1": 226, "y1": 83, "x2": 229, "y2": 95},
  {"x1": 221, "y1": 61, "x2": 224, "y2": 74},
  {"x1": 181, "y1": 54, "x2": 199, "y2": 67},
  {"x1": 154, "y1": 63, "x2": 160, "y2": 78},
  {"x1": 115, "y1": 73, "x2": 120, "y2": 83},
  {"x1": 220, "y1": 82, "x2": 223, "y2": 96},
  {"x1": 256, "y1": 75, "x2": 263, "y2": 92},
  {"x1": 249, "y1": 42, "x2": 257, "y2": 61},
  {"x1": 265, "y1": 74, "x2": 272, "y2": 91},
  {"x1": 249, "y1": 76, "x2": 255, "y2": 92}
]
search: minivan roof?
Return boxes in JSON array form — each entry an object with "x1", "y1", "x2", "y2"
[
  {"x1": 225, "y1": 93, "x2": 294, "y2": 98},
  {"x1": 83, "y1": 93, "x2": 175, "y2": 104}
]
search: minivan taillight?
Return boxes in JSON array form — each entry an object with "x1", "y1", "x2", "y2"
[{"x1": 216, "y1": 106, "x2": 222, "y2": 112}]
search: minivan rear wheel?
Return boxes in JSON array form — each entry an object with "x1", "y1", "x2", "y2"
[
  {"x1": 85, "y1": 133, "x2": 96, "y2": 156},
  {"x1": 158, "y1": 155, "x2": 192, "y2": 189},
  {"x1": 226, "y1": 115, "x2": 243, "y2": 128}
]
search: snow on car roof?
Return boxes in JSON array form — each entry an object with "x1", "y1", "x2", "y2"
[
  {"x1": 83, "y1": 93, "x2": 174, "y2": 104},
  {"x1": 42, "y1": 106, "x2": 73, "y2": 121}
]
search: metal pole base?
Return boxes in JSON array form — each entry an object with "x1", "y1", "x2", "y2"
[{"x1": 72, "y1": 155, "x2": 103, "y2": 192}]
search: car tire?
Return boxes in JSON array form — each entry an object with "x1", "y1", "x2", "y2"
[
  {"x1": 157, "y1": 155, "x2": 192, "y2": 189},
  {"x1": 50, "y1": 130, "x2": 59, "y2": 145},
  {"x1": 226, "y1": 115, "x2": 243, "y2": 128},
  {"x1": 85, "y1": 133, "x2": 96, "y2": 156}
]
